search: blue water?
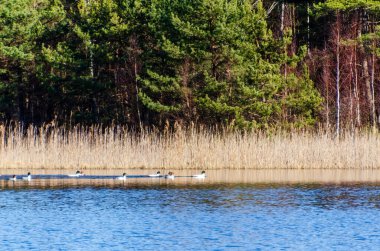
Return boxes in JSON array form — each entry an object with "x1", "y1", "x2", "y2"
[{"x1": 0, "y1": 184, "x2": 379, "y2": 250}]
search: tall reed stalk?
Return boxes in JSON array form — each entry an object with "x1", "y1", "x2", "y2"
[{"x1": 0, "y1": 124, "x2": 379, "y2": 169}]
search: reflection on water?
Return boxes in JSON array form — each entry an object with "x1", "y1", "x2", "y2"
[
  {"x1": 1, "y1": 169, "x2": 380, "y2": 250},
  {"x1": 1, "y1": 168, "x2": 380, "y2": 189},
  {"x1": 0, "y1": 184, "x2": 379, "y2": 250}
]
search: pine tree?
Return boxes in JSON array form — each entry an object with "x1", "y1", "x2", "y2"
[
  {"x1": 0, "y1": 0, "x2": 66, "y2": 124},
  {"x1": 138, "y1": 0, "x2": 322, "y2": 129}
]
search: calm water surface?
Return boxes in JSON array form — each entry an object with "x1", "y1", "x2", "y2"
[{"x1": 0, "y1": 172, "x2": 380, "y2": 250}]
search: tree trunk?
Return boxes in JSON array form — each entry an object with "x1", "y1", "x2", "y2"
[
  {"x1": 370, "y1": 48, "x2": 376, "y2": 130},
  {"x1": 370, "y1": 15, "x2": 376, "y2": 129},
  {"x1": 358, "y1": 10, "x2": 375, "y2": 128},
  {"x1": 134, "y1": 56, "x2": 142, "y2": 131},
  {"x1": 307, "y1": 2, "x2": 310, "y2": 56},
  {"x1": 280, "y1": 2, "x2": 285, "y2": 36},
  {"x1": 336, "y1": 12, "x2": 340, "y2": 136},
  {"x1": 17, "y1": 67, "x2": 25, "y2": 127},
  {"x1": 349, "y1": 52, "x2": 354, "y2": 132},
  {"x1": 322, "y1": 56, "x2": 330, "y2": 129},
  {"x1": 353, "y1": 40, "x2": 361, "y2": 127}
]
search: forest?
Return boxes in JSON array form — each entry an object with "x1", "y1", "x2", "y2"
[{"x1": 1, "y1": 0, "x2": 380, "y2": 131}]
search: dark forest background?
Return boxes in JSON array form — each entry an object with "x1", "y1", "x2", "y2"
[{"x1": 1, "y1": 0, "x2": 380, "y2": 131}]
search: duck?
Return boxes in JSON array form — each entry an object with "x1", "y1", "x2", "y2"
[
  {"x1": 68, "y1": 170, "x2": 84, "y2": 177},
  {"x1": 22, "y1": 172, "x2": 32, "y2": 181},
  {"x1": 192, "y1": 170, "x2": 206, "y2": 178},
  {"x1": 116, "y1": 173, "x2": 128, "y2": 180},
  {"x1": 148, "y1": 171, "x2": 161, "y2": 177},
  {"x1": 165, "y1": 172, "x2": 175, "y2": 179},
  {"x1": 9, "y1": 175, "x2": 17, "y2": 181}
]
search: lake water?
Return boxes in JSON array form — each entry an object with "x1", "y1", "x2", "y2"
[{"x1": 0, "y1": 169, "x2": 380, "y2": 250}]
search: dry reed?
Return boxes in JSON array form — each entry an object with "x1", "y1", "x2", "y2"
[{"x1": 0, "y1": 124, "x2": 380, "y2": 169}]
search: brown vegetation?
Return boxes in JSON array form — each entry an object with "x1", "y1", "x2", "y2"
[{"x1": 1, "y1": 125, "x2": 380, "y2": 169}]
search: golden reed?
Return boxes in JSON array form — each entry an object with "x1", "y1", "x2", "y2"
[{"x1": 0, "y1": 124, "x2": 379, "y2": 169}]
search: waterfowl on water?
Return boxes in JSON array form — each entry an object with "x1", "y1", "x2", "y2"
[
  {"x1": 192, "y1": 170, "x2": 206, "y2": 178},
  {"x1": 68, "y1": 170, "x2": 85, "y2": 177},
  {"x1": 165, "y1": 172, "x2": 175, "y2": 179},
  {"x1": 148, "y1": 171, "x2": 161, "y2": 177},
  {"x1": 9, "y1": 175, "x2": 17, "y2": 181},
  {"x1": 22, "y1": 172, "x2": 32, "y2": 181},
  {"x1": 116, "y1": 173, "x2": 128, "y2": 180}
]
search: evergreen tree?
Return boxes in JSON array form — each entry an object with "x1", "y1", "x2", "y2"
[
  {"x1": 139, "y1": 0, "x2": 321, "y2": 128},
  {"x1": 0, "y1": 0, "x2": 66, "y2": 124}
]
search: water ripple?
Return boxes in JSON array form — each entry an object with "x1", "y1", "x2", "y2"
[{"x1": 0, "y1": 185, "x2": 379, "y2": 250}]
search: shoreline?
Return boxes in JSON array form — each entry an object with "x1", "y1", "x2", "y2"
[
  {"x1": 2, "y1": 168, "x2": 380, "y2": 185},
  {"x1": 2, "y1": 166, "x2": 380, "y2": 171}
]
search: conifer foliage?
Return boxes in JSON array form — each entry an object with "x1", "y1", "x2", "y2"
[{"x1": 7, "y1": 0, "x2": 369, "y2": 130}]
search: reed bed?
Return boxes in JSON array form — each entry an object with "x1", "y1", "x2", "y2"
[{"x1": 0, "y1": 125, "x2": 380, "y2": 169}]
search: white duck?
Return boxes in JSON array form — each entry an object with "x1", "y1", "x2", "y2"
[
  {"x1": 68, "y1": 170, "x2": 84, "y2": 177},
  {"x1": 9, "y1": 175, "x2": 17, "y2": 181},
  {"x1": 192, "y1": 170, "x2": 206, "y2": 178},
  {"x1": 116, "y1": 173, "x2": 128, "y2": 180},
  {"x1": 148, "y1": 171, "x2": 161, "y2": 177},
  {"x1": 22, "y1": 172, "x2": 32, "y2": 181},
  {"x1": 165, "y1": 172, "x2": 175, "y2": 179}
]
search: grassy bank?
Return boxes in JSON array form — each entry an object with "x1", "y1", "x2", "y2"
[{"x1": 0, "y1": 125, "x2": 380, "y2": 169}]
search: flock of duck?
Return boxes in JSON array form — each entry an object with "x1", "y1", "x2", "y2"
[{"x1": 3, "y1": 170, "x2": 206, "y2": 181}]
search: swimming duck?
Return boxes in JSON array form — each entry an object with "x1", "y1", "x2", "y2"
[
  {"x1": 192, "y1": 170, "x2": 206, "y2": 178},
  {"x1": 68, "y1": 170, "x2": 84, "y2": 177},
  {"x1": 9, "y1": 175, "x2": 17, "y2": 181},
  {"x1": 165, "y1": 172, "x2": 175, "y2": 179},
  {"x1": 22, "y1": 172, "x2": 32, "y2": 181},
  {"x1": 148, "y1": 171, "x2": 161, "y2": 177},
  {"x1": 116, "y1": 173, "x2": 128, "y2": 180}
]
